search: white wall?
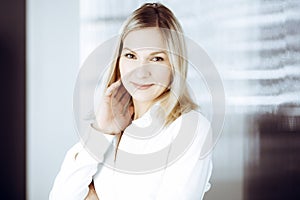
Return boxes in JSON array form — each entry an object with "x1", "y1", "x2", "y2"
[{"x1": 26, "y1": 0, "x2": 79, "y2": 199}]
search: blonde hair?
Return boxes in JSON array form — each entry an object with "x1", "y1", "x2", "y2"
[{"x1": 103, "y1": 3, "x2": 198, "y2": 129}]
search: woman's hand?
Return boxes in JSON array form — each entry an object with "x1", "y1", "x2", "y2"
[
  {"x1": 94, "y1": 80, "x2": 134, "y2": 135},
  {"x1": 85, "y1": 182, "x2": 99, "y2": 200}
]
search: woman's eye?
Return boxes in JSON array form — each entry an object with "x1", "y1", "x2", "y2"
[
  {"x1": 152, "y1": 57, "x2": 164, "y2": 62},
  {"x1": 124, "y1": 53, "x2": 136, "y2": 59}
]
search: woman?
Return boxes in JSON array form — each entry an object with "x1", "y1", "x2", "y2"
[{"x1": 50, "y1": 3, "x2": 213, "y2": 200}]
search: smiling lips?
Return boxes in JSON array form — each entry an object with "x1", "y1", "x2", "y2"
[{"x1": 131, "y1": 82, "x2": 154, "y2": 90}]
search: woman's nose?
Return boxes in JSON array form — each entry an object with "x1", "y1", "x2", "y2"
[{"x1": 135, "y1": 66, "x2": 151, "y2": 79}]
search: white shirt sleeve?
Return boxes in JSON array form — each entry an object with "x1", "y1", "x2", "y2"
[{"x1": 49, "y1": 125, "x2": 115, "y2": 200}]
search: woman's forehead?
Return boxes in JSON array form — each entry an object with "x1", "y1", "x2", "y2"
[{"x1": 123, "y1": 27, "x2": 167, "y2": 51}]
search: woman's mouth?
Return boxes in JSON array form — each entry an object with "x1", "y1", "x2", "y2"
[{"x1": 131, "y1": 82, "x2": 154, "y2": 90}]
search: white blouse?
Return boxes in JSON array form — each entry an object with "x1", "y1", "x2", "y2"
[{"x1": 49, "y1": 109, "x2": 213, "y2": 200}]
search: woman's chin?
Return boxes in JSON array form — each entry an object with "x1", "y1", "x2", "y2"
[
  {"x1": 130, "y1": 88, "x2": 165, "y2": 103},
  {"x1": 131, "y1": 95, "x2": 157, "y2": 103}
]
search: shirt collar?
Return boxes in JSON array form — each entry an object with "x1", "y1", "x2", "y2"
[{"x1": 131, "y1": 103, "x2": 164, "y2": 128}]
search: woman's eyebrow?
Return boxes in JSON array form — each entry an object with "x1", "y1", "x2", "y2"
[
  {"x1": 122, "y1": 47, "x2": 136, "y2": 53},
  {"x1": 149, "y1": 51, "x2": 167, "y2": 56},
  {"x1": 123, "y1": 47, "x2": 167, "y2": 55}
]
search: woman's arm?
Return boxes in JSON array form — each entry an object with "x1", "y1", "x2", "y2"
[
  {"x1": 49, "y1": 142, "x2": 98, "y2": 200},
  {"x1": 49, "y1": 78, "x2": 132, "y2": 199},
  {"x1": 85, "y1": 181, "x2": 99, "y2": 200},
  {"x1": 49, "y1": 126, "x2": 115, "y2": 200}
]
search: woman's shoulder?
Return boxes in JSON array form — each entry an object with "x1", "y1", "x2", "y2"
[
  {"x1": 166, "y1": 109, "x2": 211, "y2": 140},
  {"x1": 177, "y1": 109, "x2": 210, "y2": 129},
  {"x1": 164, "y1": 109, "x2": 212, "y2": 160}
]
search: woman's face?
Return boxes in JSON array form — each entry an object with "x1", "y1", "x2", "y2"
[{"x1": 119, "y1": 27, "x2": 172, "y2": 103}]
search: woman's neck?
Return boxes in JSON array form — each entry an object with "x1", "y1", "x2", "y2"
[{"x1": 132, "y1": 100, "x2": 153, "y2": 120}]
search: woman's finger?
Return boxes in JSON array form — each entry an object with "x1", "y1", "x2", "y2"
[
  {"x1": 113, "y1": 81, "x2": 127, "y2": 99},
  {"x1": 105, "y1": 80, "x2": 121, "y2": 96},
  {"x1": 119, "y1": 90, "x2": 131, "y2": 104},
  {"x1": 111, "y1": 82, "x2": 129, "y2": 103},
  {"x1": 122, "y1": 95, "x2": 132, "y2": 116}
]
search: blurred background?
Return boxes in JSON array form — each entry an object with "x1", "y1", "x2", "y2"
[{"x1": 1, "y1": 0, "x2": 299, "y2": 199}]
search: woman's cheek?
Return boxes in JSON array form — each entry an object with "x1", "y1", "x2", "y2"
[
  {"x1": 118, "y1": 59, "x2": 126, "y2": 77},
  {"x1": 152, "y1": 66, "x2": 172, "y2": 87},
  {"x1": 119, "y1": 59, "x2": 134, "y2": 78}
]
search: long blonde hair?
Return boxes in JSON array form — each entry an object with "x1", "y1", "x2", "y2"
[{"x1": 104, "y1": 3, "x2": 198, "y2": 126}]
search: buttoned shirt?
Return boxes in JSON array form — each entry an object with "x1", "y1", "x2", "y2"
[{"x1": 49, "y1": 108, "x2": 213, "y2": 200}]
